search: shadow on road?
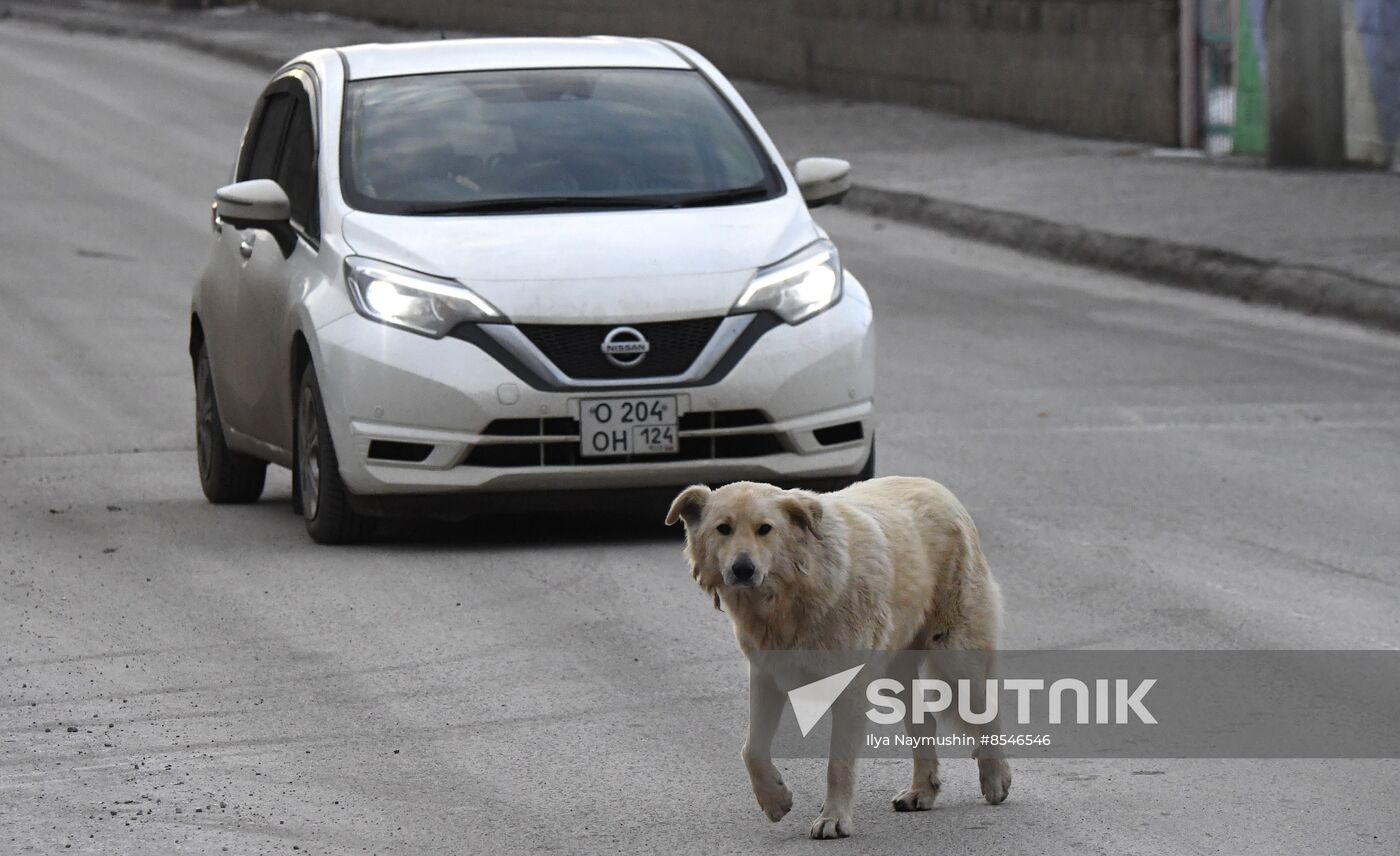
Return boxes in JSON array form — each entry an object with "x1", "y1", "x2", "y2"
[
  {"x1": 237, "y1": 489, "x2": 678, "y2": 549},
  {"x1": 376, "y1": 509, "x2": 677, "y2": 548}
]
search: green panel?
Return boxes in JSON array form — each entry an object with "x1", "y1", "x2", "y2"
[{"x1": 1233, "y1": 0, "x2": 1267, "y2": 153}]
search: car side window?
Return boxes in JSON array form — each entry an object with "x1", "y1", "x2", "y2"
[
  {"x1": 276, "y1": 95, "x2": 318, "y2": 240},
  {"x1": 239, "y1": 92, "x2": 293, "y2": 182}
]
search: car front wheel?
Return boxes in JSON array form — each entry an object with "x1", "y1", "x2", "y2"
[
  {"x1": 843, "y1": 438, "x2": 876, "y2": 487},
  {"x1": 195, "y1": 343, "x2": 267, "y2": 504},
  {"x1": 296, "y1": 364, "x2": 375, "y2": 544}
]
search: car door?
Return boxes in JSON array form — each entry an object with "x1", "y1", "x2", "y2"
[{"x1": 222, "y1": 73, "x2": 321, "y2": 452}]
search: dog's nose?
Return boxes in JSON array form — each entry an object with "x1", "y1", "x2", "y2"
[{"x1": 731, "y1": 556, "x2": 756, "y2": 583}]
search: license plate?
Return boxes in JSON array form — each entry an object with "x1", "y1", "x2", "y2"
[{"x1": 579, "y1": 396, "x2": 678, "y2": 457}]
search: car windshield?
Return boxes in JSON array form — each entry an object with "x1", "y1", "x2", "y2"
[{"x1": 341, "y1": 67, "x2": 784, "y2": 215}]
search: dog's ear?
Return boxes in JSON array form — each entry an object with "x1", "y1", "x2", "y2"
[
  {"x1": 780, "y1": 491, "x2": 824, "y2": 541},
  {"x1": 665, "y1": 484, "x2": 711, "y2": 527}
]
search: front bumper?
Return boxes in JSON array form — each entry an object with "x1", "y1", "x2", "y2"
[{"x1": 311, "y1": 279, "x2": 875, "y2": 497}]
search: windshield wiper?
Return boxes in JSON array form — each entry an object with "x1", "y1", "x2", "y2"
[
  {"x1": 400, "y1": 196, "x2": 679, "y2": 215},
  {"x1": 669, "y1": 185, "x2": 772, "y2": 208},
  {"x1": 398, "y1": 185, "x2": 774, "y2": 216}
]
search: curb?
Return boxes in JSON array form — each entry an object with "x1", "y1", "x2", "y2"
[
  {"x1": 844, "y1": 186, "x2": 1400, "y2": 333},
  {"x1": 5, "y1": 4, "x2": 291, "y2": 70},
  {"x1": 10, "y1": 3, "x2": 1399, "y2": 333}
]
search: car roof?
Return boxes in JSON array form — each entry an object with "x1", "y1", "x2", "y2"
[{"x1": 337, "y1": 36, "x2": 692, "y2": 81}]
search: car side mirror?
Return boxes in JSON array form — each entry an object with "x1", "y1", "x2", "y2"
[
  {"x1": 794, "y1": 157, "x2": 852, "y2": 208},
  {"x1": 215, "y1": 179, "x2": 296, "y2": 257}
]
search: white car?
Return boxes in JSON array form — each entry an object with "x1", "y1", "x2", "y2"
[{"x1": 191, "y1": 37, "x2": 875, "y2": 543}]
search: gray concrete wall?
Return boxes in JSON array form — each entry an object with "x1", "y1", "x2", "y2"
[
  {"x1": 259, "y1": 0, "x2": 1182, "y2": 145},
  {"x1": 1343, "y1": 0, "x2": 1400, "y2": 169}
]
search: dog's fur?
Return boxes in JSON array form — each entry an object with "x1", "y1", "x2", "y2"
[{"x1": 667, "y1": 477, "x2": 1011, "y2": 839}]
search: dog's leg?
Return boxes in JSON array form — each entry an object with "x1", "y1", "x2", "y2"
[
  {"x1": 742, "y1": 669, "x2": 793, "y2": 822},
  {"x1": 972, "y1": 708, "x2": 1013, "y2": 803},
  {"x1": 941, "y1": 652, "x2": 1013, "y2": 805},
  {"x1": 974, "y1": 747, "x2": 1012, "y2": 804},
  {"x1": 891, "y1": 663, "x2": 941, "y2": 811},
  {"x1": 810, "y1": 696, "x2": 861, "y2": 839},
  {"x1": 973, "y1": 653, "x2": 1012, "y2": 805}
]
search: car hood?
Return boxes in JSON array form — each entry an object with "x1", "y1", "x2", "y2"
[{"x1": 340, "y1": 197, "x2": 819, "y2": 324}]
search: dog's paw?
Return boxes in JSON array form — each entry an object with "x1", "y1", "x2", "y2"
[
  {"x1": 891, "y1": 783, "x2": 940, "y2": 812},
  {"x1": 809, "y1": 814, "x2": 852, "y2": 839},
  {"x1": 979, "y1": 758, "x2": 1012, "y2": 805},
  {"x1": 753, "y1": 778, "x2": 793, "y2": 822}
]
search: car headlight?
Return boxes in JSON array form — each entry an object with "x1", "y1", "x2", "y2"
[
  {"x1": 732, "y1": 239, "x2": 842, "y2": 324},
  {"x1": 344, "y1": 257, "x2": 504, "y2": 338}
]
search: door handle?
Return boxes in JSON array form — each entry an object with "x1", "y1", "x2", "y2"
[{"x1": 238, "y1": 232, "x2": 256, "y2": 259}]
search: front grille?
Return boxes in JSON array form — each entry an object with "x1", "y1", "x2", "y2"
[
  {"x1": 465, "y1": 409, "x2": 782, "y2": 468},
  {"x1": 515, "y1": 317, "x2": 723, "y2": 380},
  {"x1": 481, "y1": 417, "x2": 577, "y2": 437}
]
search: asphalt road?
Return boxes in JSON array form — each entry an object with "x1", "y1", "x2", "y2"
[{"x1": 3, "y1": 20, "x2": 1399, "y2": 856}]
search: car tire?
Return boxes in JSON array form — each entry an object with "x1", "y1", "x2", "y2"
[
  {"x1": 296, "y1": 363, "x2": 376, "y2": 545},
  {"x1": 835, "y1": 438, "x2": 876, "y2": 489},
  {"x1": 195, "y1": 343, "x2": 267, "y2": 504},
  {"x1": 855, "y1": 438, "x2": 876, "y2": 482},
  {"x1": 806, "y1": 438, "x2": 876, "y2": 493}
]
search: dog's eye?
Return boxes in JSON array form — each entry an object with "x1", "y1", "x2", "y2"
[
  {"x1": 716, "y1": 523, "x2": 732, "y2": 536},
  {"x1": 757, "y1": 523, "x2": 773, "y2": 536}
]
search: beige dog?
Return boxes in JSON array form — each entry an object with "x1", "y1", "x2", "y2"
[{"x1": 666, "y1": 477, "x2": 1011, "y2": 839}]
